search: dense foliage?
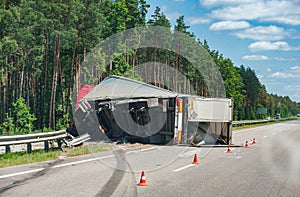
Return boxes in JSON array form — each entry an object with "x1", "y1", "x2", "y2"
[{"x1": 0, "y1": 0, "x2": 299, "y2": 134}]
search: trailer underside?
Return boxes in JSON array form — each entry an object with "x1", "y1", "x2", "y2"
[{"x1": 92, "y1": 98, "x2": 232, "y2": 145}]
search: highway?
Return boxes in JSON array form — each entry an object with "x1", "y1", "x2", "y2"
[{"x1": 1, "y1": 120, "x2": 300, "y2": 196}]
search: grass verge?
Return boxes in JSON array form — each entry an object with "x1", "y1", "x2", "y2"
[
  {"x1": 0, "y1": 143, "x2": 111, "y2": 168},
  {"x1": 66, "y1": 143, "x2": 111, "y2": 157},
  {"x1": 0, "y1": 148, "x2": 61, "y2": 168}
]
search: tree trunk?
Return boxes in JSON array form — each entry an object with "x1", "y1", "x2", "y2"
[
  {"x1": 75, "y1": 55, "x2": 80, "y2": 102},
  {"x1": 67, "y1": 39, "x2": 77, "y2": 115},
  {"x1": 153, "y1": 33, "x2": 156, "y2": 85},
  {"x1": 2, "y1": 55, "x2": 8, "y2": 122},
  {"x1": 41, "y1": 31, "x2": 49, "y2": 128},
  {"x1": 49, "y1": 35, "x2": 60, "y2": 129},
  {"x1": 20, "y1": 63, "x2": 25, "y2": 98},
  {"x1": 174, "y1": 43, "x2": 179, "y2": 93}
]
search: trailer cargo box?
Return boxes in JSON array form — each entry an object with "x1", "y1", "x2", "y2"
[{"x1": 74, "y1": 76, "x2": 233, "y2": 145}]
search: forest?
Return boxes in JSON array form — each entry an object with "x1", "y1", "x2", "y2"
[{"x1": 0, "y1": 0, "x2": 299, "y2": 135}]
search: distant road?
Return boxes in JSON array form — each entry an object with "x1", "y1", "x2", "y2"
[{"x1": 1, "y1": 120, "x2": 300, "y2": 196}]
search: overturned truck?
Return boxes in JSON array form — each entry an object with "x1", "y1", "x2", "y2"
[{"x1": 74, "y1": 76, "x2": 233, "y2": 146}]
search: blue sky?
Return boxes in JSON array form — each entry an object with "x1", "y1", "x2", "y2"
[{"x1": 146, "y1": 0, "x2": 300, "y2": 102}]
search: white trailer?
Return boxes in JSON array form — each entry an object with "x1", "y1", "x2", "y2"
[
  {"x1": 75, "y1": 76, "x2": 233, "y2": 145},
  {"x1": 174, "y1": 96, "x2": 233, "y2": 145}
]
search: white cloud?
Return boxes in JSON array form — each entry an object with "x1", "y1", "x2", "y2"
[
  {"x1": 166, "y1": 12, "x2": 181, "y2": 22},
  {"x1": 200, "y1": 0, "x2": 259, "y2": 7},
  {"x1": 242, "y1": 55, "x2": 270, "y2": 61},
  {"x1": 270, "y1": 68, "x2": 300, "y2": 78},
  {"x1": 161, "y1": 5, "x2": 181, "y2": 23},
  {"x1": 209, "y1": 20, "x2": 250, "y2": 31},
  {"x1": 281, "y1": 85, "x2": 300, "y2": 102},
  {"x1": 187, "y1": 17, "x2": 211, "y2": 25},
  {"x1": 210, "y1": 2, "x2": 275, "y2": 20},
  {"x1": 264, "y1": 65, "x2": 300, "y2": 101},
  {"x1": 290, "y1": 66, "x2": 300, "y2": 72},
  {"x1": 266, "y1": 68, "x2": 272, "y2": 72},
  {"x1": 271, "y1": 72, "x2": 294, "y2": 78},
  {"x1": 209, "y1": 1, "x2": 300, "y2": 26},
  {"x1": 257, "y1": 74, "x2": 263, "y2": 79},
  {"x1": 242, "y1": 54, "x2": 296, "y2": 61},
  {"x1": 234, "y1": 26, "x2": 287, "y2": 41},
  {"x1": 263, "y1": 15, "x2": 300, "y2": 26},
  {"x1": 249, "y1": 41, "x2": 300, "y2": 51},
  {"x1": 274, "y1": 57, "x2": 297, "y2": 61}
]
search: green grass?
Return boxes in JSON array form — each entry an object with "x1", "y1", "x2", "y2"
[
  {"x1": 66, "y1": 143, "x2": 111, "y2": 157},
  {"x1": 0, "y1": 143, "x2": 111, "y2": 168},
  {"x1": 0, "y1": 148, "x2": 61, "y2": 168}
]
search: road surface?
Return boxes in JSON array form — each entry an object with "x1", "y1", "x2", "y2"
[{"x1": 1, "y1": 120, "x2": 300, "y2": 196}]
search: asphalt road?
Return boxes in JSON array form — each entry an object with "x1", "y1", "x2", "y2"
[{"x1": 1, "y1": 120, "x2": 300, "y2": 196}]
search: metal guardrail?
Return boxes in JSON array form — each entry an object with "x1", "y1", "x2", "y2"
[
  {"x1": 0, "y1": 130, "x2": 69, "y2": 154},
  {"x1": 0, "y1": 118, "x2": 295, "y2": 154},
  {"x1": 232, "y1": 118, "x2": 294, "y2": 127}
]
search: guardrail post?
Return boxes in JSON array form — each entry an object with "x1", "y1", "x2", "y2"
[
  {"x1": 5, "y1": 145, "x2": 10, "y2": 153},
  {"x1": 57, "y1": 139, "x2": 62, "y2": 150},
  {"x1": 27, "y1": 143, "x2": 32, "y2": 153},
  {"x1": 44, "y1": 140, "x2": 49, "y2": 152}
]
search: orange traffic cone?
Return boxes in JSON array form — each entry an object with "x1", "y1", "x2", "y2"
[
  {"x1": 226, "y1": 145, "x2": 232, "y2": 153},
  {"x1": 137, "y1": 171, "x2": 148, "y2": 186},
  {"x1": 245, "y1": 140, "x2": 249, "y2": 148},
  {"x1": 192, "y1": 153, "x2": 199, "y2": 164},
  {"x1": 252, "y1": 138, "x2": 256, "y2": 144}
]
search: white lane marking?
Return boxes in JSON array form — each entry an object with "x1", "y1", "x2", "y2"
[
  {"x1": 263, "y1": 136, "x2": 268, "y2": 138},
  {"x1": 0, "y1": 168, "x2": 44, "y2": 179},
  {"x1": 272, "y1": 132, "x2": 276, "y2": 135},
  {"x1": 179, "y1": 148, "x2": 212, "y2": 158},
  {"x1": 173, "y1": 164, "x2": 195, "y2": 172},
  {"x1": 178, "y1": 150, "x2": 198, "y2": 158},
  {"x1": 234, "y1": 128, "x2": 257, "y2": 134},
  {"x1": 0, "y1": 147, "x2": 157, "y2": 179},
  {"x1": 138, "y1": 147, "x2": 158, "y2": 152},
  {"x1": 52, "y1": 155, "x2": 114, "y2": 168},
  {"x1": 126, "y1": 146, "x2": 158, "y2": 155}
]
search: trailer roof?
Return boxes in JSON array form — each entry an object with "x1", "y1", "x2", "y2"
[{"x1": 83, "y1": 75, "x2": 180, "y2": 101}]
